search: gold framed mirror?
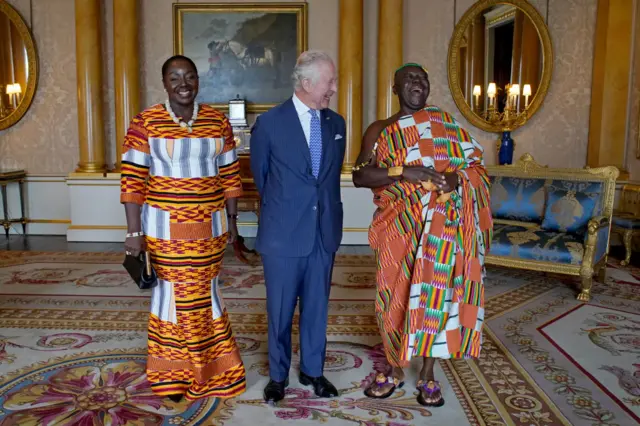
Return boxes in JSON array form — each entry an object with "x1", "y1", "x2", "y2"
[
  {"x1": 447, "y1": 0, "x2": 552, "y2": 133},
  {"x1": 0, "y1": 2, "x2": 38, "y2": 131}
]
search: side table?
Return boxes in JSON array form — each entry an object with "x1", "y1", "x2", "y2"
[
  {"x1": 0, "y1": 169, "x2": 27, "y2": 237},
  {"x1": 238, "y1": 154, "x2": 260, "y2": 214},
  {"x1": 235, "y1": 154, "x2": 259, "y2": 264}
]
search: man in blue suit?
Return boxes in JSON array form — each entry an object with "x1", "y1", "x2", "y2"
[{"x1": 250, "y1": 50, "x2": 346, "y2": 403}]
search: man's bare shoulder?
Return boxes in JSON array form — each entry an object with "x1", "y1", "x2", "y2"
[{"x1": 363, "y1": 116, "x2": 398, "y2": 143}]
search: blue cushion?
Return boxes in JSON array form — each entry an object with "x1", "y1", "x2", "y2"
[
  {"x1": 541, "y1": 180, "x2": 602, "y2": 234},
  {"x1": 612, "y1": 214, "x2": 640, "y2": 229},
  {"x1": 490, "y1": 177, "x2": 546, "y2": 222},
  {"x1": 491, "y1": 223, "x2": 584, "y2": 265}
]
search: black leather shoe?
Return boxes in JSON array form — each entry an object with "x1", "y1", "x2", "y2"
[
  {"x1": 264, "y1": 377, "x2": 289, "y2": 403},
  {"x1": 299, "y1": 372, "x2": 339, "y2": 398}
]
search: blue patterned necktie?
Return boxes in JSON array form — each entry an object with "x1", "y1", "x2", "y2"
[{"x1": 309, "y1": 109, "x2": 322, "y2": 178}]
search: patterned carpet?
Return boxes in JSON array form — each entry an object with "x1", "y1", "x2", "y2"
[{"x1": 0, "y1": 251, "x2": 638, "y2": 425}]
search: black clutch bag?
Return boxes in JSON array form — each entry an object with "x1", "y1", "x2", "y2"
[{"x1": 123, "y1": 251, "x2": 157, "y2": 290}]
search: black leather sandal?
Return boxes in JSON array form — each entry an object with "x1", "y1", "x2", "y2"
[
  {"x1": 363, "y1": 373, "x2": 405, "y2": 399},
  {"x1": 416, "y1": 380, "x2": 445, "y2": 407}
]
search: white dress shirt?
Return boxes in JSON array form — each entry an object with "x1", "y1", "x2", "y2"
[{"x1": 292, "y1": 93, "x2": 315, "y2": 147}]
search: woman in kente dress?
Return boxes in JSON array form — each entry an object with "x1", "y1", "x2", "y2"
[{"x1": 120, "y1": 55, "x2": 246, "y2": 402}]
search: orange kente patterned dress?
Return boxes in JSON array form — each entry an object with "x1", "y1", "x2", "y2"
[
  {"x1": 120, "y1": 104, "x2": 246, "y2": 400},
  {"x1": 369, "y1": 106, "x2": 493, "y2": 367}
]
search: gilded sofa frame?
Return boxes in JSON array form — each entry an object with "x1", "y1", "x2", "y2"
[
  {"x1": 612, "y1": 183, "x2": 640, "y2": 266},
  {"x1": 486, "y1": 154, "x2": 619, "y2": 302}
]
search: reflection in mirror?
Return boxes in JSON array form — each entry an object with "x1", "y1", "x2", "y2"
[
  {"x1": 0, "y1": 10, "x2": 29, "y2": 119},
  {"x1": 457, "y1": 4, "x2": 542, "y2": 117}
]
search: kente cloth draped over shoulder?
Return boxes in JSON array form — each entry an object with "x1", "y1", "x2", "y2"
[
  {"x1": 120, "y1": 104, "x2": 246, "y2": 400},
  {"x1": 369, "y1": 106, "x2": 493, "y2": 367}
]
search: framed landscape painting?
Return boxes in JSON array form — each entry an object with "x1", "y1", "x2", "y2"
[{"x1": 173, "y1": 2, "x2": 308, "y2": 112}]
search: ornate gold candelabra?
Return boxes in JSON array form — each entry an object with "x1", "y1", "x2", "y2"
[
  {"x1": 477, "y1": 102, "x2": 529, "y2": 131},
  {"x1": 472, "y1": 83, "x2": 531, "y2": 164}
]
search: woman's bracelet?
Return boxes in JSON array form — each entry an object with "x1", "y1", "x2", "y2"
[{"x1": 126, "y1": 231, "x2": 144, "y2": 238}]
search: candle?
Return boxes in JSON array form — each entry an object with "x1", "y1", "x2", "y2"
[
  {"x1": 473, "y1": 85, "x2": 481, "y2": 108},
  {"x1": 6, "y1": 83, "x2": 21, "y2": 108},
  {"x1": 523, "y1": 84, "x2": 532, "y2": 108},
  {"x1": 508, "y1": 84, "x2": 520, "y2": 110},
  {"x1": 487, "y1": 82, "x2": 496, "y2": 106}
]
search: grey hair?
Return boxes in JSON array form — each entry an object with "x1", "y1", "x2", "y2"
[{"x1": 291, "y1": 50, "x2": 334, "y2": 90}]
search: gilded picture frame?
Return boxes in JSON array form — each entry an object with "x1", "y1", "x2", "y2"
[
  {"x1": 173, "y1": 2, "x2": 308, "y2": 113},
  {"x1": 0, "y1": 2, "x2": 38, "y2": 131},
  {"x1": 637, "y1": 106, "x2": 640, "y2": 159},
  {"x1": 447, "y1": 0, "x2": 553, "y2": 133}
]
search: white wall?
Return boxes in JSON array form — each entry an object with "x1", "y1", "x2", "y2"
[
  {"x1": 0, "y1": 175, "x2": 373, "y2": 244},
  {"x1": 0, "y1": 175, "x2": 69, "y2": 236}
]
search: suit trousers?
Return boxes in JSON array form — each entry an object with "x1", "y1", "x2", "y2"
[{"x1": 262, "y1": 232, "x2": 335, "y2": 382}]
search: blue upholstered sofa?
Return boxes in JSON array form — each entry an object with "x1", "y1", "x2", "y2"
[{"x1": 486, "y1": 154, "x2": 619, "y2": 301}]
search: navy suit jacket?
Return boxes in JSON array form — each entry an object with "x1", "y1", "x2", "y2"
[{"x1": 250, "y1": 98, "x2": 346, "y2": 257}]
